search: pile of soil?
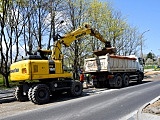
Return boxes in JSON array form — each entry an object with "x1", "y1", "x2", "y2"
[
  {"x1": 143, "y1": 99, "x2": 160, "y2": 115},
  {"x1": 145, "y1": 71, "x2": 160, "y2": 76},
  {"x1": 143, "y1": 70, "x2": 160, "y2": 115}
]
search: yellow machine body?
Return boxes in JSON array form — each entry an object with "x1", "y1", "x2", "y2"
[{"x1": 10, "y1": 59, "x2": 72, "y2": 82}]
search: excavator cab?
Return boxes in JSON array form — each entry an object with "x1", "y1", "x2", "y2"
[{"x1": 34, "y1": 49, "x2": 52, "y2": 60}]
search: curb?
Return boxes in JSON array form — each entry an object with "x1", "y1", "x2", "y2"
[
  {"x1": 137, "y1": 96, "x2": 160, "y2": 120},
  {"x1": 0, "y1": 89, "x2": 15, "y2": 104},
  {"x1": 0, "y1": 96, "x2": 16, "y2": 104}
]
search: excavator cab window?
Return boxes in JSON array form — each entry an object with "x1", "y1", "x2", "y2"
[
  {"x1": 105, "y1": 41, "x2": 111, "y2": 48},
  {"x1": 34, "y1": 50, "x2": 50, "y2": 60}
]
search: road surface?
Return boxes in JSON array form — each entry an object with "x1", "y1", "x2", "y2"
[{"x1": 1, "y1": 80, "x2": 160, "y2": 120}]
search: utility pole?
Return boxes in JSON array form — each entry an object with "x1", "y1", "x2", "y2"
[
  {"x1": 158, "y1": 49, "x2": 160, "y2": 65},
  {"x1": 140, "y1": 30, "x2": 150, "y2": 58}
]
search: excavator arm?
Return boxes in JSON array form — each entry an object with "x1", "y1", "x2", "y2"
[
  {"x1": 51, "y1": 24, "x2": 109, "y2": 60},
  {"x1": 60, "y1": 24, "x2": 107, "y2": 47}
]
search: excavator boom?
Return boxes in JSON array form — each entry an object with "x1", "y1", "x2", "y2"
[
  {"x1": 59, "y1": 24, "x2": 107, "y2": 47},
  {"x1": 51, "y1": 24, "x2": 110, "y2": 60}
]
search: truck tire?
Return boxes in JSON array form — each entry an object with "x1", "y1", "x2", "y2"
[
  {"x1": 94, "y1": 81, "x2": 101, "y2": 88},
  {"x1": 70, "y1": 81, "x2": 83, "y2": 96},
  {"x1": 122, "y1": 74, "x2": 129, "y2": 87},
  {"x1": 28, "y1": 85, "x2": 36, "y2": 102},
  {"x1": 113, "y1": 75, "x2": 122, "y2": 88},
  {"x1": 137, "y1": 73, "x2": 143, "y2": 84},
  {"x1": 31, "y1": 84, "x2": 50, "y2": 104},
  {"x1": 14, "y1": 85, "x2": 28, "y2": 102},
  {"x1": 28, "y1": 87, "x2": 33, "y2": 101}
]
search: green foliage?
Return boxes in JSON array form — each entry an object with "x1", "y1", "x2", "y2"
[
  {"x1": 146, "y1": 52, "x2": 153, "y2": 59},
  {"x1": 0, "y1": 74, "x2": 3, "y2": 85},
  {"x1": 0, "y1": 0, "x2": 12, "y2": 13},
  {"x1": 87, "y1": 0, "x2": 127, "y2": 48},
  {"x1": 145, "y1": 52, "x2": 156, "y2": 62},
  {"x1": 154, "y1": 65, "x2": 160, "y2": 71},
  {"x1": 0, "y1": 74, "x2": 16, "y2": 88},
  {"x1": 144, "y1": 65, "x2": 156, "y2": 69}
]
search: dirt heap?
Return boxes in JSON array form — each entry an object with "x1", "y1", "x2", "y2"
[{"x1": 143, "y1": 70, "x2": 160, "y2": 115}]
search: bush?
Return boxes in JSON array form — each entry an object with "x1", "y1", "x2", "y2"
[
  {"x1": 144, "y1": 65, "x2": 156, "y2": 69},
  {"x1": 0, "y1": 74, "x2": 4, "y2": 84},
  {"x1": 154, "y1": 65, "x2": 160, "y2": 71}
]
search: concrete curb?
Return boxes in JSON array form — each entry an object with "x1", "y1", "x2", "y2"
[
  {"x1": 0, "y1": 89, "x2": 15, "y2": 103},
  {"x1": 0, "y1": 96, "x2": 16, "y2": 104},
  {"x1": 137, "y1": 96, "x2": 160, "y2": 120}
]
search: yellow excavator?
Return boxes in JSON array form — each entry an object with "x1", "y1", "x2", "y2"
[{"x1": 10, "y1": 24, "x2": 113, "y2": 104}]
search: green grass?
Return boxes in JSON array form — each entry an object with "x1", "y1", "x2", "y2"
[
  {"x1": 0, "y1": 74, "x2": 6, "y2": 89},
  {"x1": 0, "y1": 74, "x2": 17, "y2": 88},
  {"x1": 0, "y1": 74, "x2": 4, "y2": 84},
  {"x1": 144, "y1": 65, "x2": 160, "y2": 71},
  {"x1": 144, "y1": 65, "x2": 156, "y2": 69},
  {"x1": 154, "y1": 66, "x2": 160, "y2": 71},
  {"x1": 154, "y1": 69, "x2": 160, "y2": 71}
]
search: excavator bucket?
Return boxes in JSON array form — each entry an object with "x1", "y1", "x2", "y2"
[
  {"x1": 93, "y1": 47, "x2": 116, "y2": 56},
  {"x1": 93, "y1": 41, "x2": 116, "y2": 56}
]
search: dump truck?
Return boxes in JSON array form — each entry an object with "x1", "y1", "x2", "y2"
[
  {"x1": 84, "y1": 52, "x2": 144, "y2": 88},
  {"x1": 10, "y1": 24, "x2": 110, "y2": 104}
]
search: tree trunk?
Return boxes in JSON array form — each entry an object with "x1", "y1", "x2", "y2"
[
  {"x1": 73, "y1": 40, "x2": 79, "y2": 80},
  {"x1": 4, "y1": 74, "x2": 10, "y2": 88}
]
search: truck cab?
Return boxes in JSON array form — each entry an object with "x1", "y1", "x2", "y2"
[{"x1": 137, "y1": 57, "x2": 145, "y2": 72}]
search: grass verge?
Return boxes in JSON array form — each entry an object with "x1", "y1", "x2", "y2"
[{"x1": 0, "y1": 74, "x2": 17, "y2": 89}]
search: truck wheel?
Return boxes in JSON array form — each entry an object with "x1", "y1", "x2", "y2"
[
  {"x1": 14, "y1": 85, "x2": 28, "y2": 102},
  {"x1": 122, "y1": 74, "x2": 130, "y2": 87},
  {"x1": 70, "y1": 81, "x2": 83, "y2": 96},
  {"x1": 31, "y1": 84, "x2": 50, "y2": 104},
  {"x1": 137, "y1": 73, "x2": 143, "y2": 84},
  {"x1": 114, "y1": 75, "x2": 122, "y2": 88},
  {"x1": 28, "y1": 85, "x2": 36, "y2": 102},
  {"x1": 94, "y1": 81, "x2": 101, "y2": 88},
  {"x1": 28, "y1": 87, "x2": 33, "y2": 101}
]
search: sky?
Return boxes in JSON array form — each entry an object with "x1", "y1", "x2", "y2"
[{"x1": 101, "y1": 0, "x2": 160, "y2": 57}]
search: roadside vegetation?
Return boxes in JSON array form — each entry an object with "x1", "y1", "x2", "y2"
[
  {"x1": 0, "y1": 74, "x2": 3, "y2": 85},
  {"x1": 0, "y1": 74, "x2": 8, "y2": 89},
  {"x1": 0, "y1": 74, "x2": 16, "y2": 89}
]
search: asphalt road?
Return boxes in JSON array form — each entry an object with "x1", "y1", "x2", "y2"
[{"x1": 1, "y1": 80, "x2": 160, "y2": 120}]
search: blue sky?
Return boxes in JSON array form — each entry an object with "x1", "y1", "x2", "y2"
[{"x1": 101, "y1": 0, "x2": 160, "y2": 56}]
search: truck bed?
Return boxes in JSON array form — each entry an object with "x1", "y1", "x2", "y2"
[{"x1": 84, "y1": 54, "x2": 137, "y2": 73}]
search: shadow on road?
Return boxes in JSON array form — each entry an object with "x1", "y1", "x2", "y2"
[
  {"x1": 0, "y1": 97, "x2": 16, "y2": 104},
  {"x1": 129, "y1": 80, "x2": 151, "y2": 87},
  {"x1": 48, "y1": 80, "x2": 153, "y2": 104},
  {"x1": 0, "y1": 80, "x2": 153, "y2": 105}
]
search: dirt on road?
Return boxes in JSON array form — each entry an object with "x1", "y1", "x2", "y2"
[
  {"x1": 145, "y1": 71, "x2": 160, "y2": 76},
  {"x1": 143, "y1": 70, "x2": 160, "y2": 116}
]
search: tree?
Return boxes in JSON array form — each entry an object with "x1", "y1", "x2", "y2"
[
  {"x1": 87, "y1": 0, "x2": 111, "y2": 51},
  {"x1": 0, "y1": 0, "x2": 11, "y2": 87},
  {"x1": 61, "y1": 0, "x2": 89, "y2": 79},
  {"x1": 146, "y1": 52, "x2": 156, "y2": 61},
  {"x1": 116, "y1": 26, "x2": 142, "y2": 56}
]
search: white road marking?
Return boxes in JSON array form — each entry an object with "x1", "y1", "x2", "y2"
[{"x1": 119, "y1": 110, "x2": 138, "y2": 120}]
